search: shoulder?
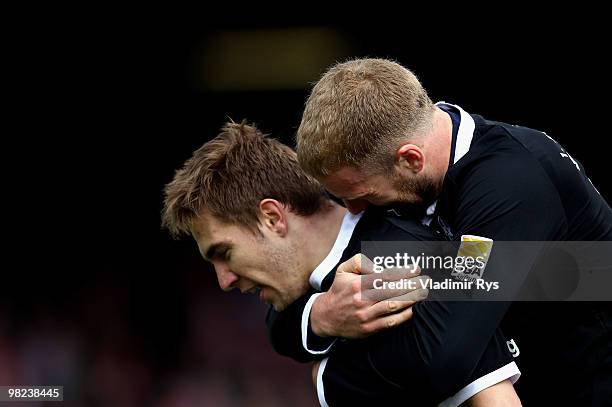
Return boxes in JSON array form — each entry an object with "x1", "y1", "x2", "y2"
[{"x1": 351, "y1": 207, "x2": 437, "y2": 242}]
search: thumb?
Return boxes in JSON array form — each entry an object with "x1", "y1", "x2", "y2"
[{"x1": 337, "y1": 253, "x2": 374, "y2": 275}]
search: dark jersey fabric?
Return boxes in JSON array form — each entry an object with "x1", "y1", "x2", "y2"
[
  {"x1": 427, "y1": 112, "x2": 612, "y2": 406},
  {"x1": 267, "y1": 208, "x2": 517, "y2": 406},
  {"x1": 269, "y1": 108, "x2": 612, "y2": 406}
]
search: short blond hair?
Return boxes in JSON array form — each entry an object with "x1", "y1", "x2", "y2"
[
  {"x1": 162, "y1": 121, "x2": 328, "y2": 238},
  {"x1": 297, "y1": 58, "x2": 435, "y2": 178}
]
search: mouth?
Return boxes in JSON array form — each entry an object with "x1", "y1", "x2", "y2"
[
  {"x1": 259, "y1": 287, "x2": 267, "y2": 303},
  {"x1": 243, "y1": 285, "x2": 262, "y2": 295},
  {"x1": 242, "y1": 285, "x2": 270, "y2": 304}
]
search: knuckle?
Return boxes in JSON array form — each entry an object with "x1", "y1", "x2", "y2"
[
  {"x1": 355, "y1": 310, "x2": 368, "y2": 323},
  {"x1": 418, "y1": 288, "x2": 430, "y2": 299},
  {"x1": 400, "y1": 309, "x2": 413, "y2": 322},
  {"x1": 361, "y1": 323, "x2": 373, "y2": 334}
]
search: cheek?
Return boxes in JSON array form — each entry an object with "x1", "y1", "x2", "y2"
[{"x1": 235, "y1": 249, "x2": 273, "y2": 282}]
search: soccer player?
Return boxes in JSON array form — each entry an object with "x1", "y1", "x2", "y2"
[
  {"x1": 162, "y1": 121, "x2": 521, "y2": 406},
  {"x1": 295, "y1": 58, "x2": 612, "y2": 406}
]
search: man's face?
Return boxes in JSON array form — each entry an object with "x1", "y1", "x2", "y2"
[
  {"x1": 322, "y1": 166, "x2": 440, "y2": 214},
  {"x1": 192, "y1": 212, "x2": 308, "y2": 311}
]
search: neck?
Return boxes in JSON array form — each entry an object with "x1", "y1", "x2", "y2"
[
  {"x1": 297, "y1": 201, "x2": 348, "y2": 283},
  {"x1": 424, "y1": 107, "x2": 454, "y2": 184}
]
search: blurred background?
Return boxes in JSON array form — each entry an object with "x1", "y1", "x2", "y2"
[{"x1": 3, "y1": 8, "x2": 610, "y2": 407}]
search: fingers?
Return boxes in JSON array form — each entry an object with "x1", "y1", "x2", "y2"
[
  {"x1": 361, "y1": 284, "x2": 429, "y2": 319},
  {"x1": 385, "y1": 284, "x2": 430, "y2": 302},
  {"x1": 361, "y1": 275, "x2": 430, "y2": 302},
  {"x1": 360, "y1": 306, "x2": 416, "y2": 335},
  {"x1": 376, "y1": 306, "x2": 415, "y2": 329},
  {"x1": 337, "y1": 254, "x2": 375, "y2": 275},
  {"x1": 359, "y1": 298, "x2": 415, "y2": 323},
  {"x1": 337, "y1": 253, "x2": 423, "y2": 279},
  {"x1": 350, "y1": 281, "x2": 430, "y2": 336},
  {"x1": 361, "y1": 265, "x2": 422, "y2": 289}
]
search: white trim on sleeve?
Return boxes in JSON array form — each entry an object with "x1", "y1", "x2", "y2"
[
  {"x1": 301, "y1": 293, "x2": 337, "y2": 355},
  {"x1": 316, "y1": 357, "x2": 330, "y2": 407},
  {"x1": 438, "y1": 361, "x2": 521, "y2": 407}
]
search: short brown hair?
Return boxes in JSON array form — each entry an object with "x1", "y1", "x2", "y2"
[
  {"x1": 162, "y1": 121, "x2": 328, "y2": 238},
  {"x1": 297, "y1": 58, "x2": 435, "y2": 178}
]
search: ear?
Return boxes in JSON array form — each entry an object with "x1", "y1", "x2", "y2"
[
  {"x1": 258, "y1": 199, "x2": 288, "y2": 236},
  {"x1": 395, "y1": 143, "x2": 424, "y2": 173}
]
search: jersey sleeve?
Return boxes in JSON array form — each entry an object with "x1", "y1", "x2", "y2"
[
  {"x1": 317, "y1": 327, "x2": 519, "y2": 406},
  {"x1": 266, "y1": 289, "x2": 336, "y2": 363}
]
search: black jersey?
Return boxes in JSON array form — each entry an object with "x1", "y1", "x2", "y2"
[
  {"x1": 433, "y1": 102, "x2": 612, "y2": 242},
  {"x1": 267, "y1": 207, "x2": 520, "y2": 406},
  {"x1": 269, "y1": 103, "x2": 612, "y2": 406},
  {"x1": 426, "y1": 103, "x2": 612, "y2": 406}
]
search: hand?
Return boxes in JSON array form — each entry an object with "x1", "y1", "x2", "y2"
[{"x1": 310, "y1": 254, "x2": 429, "y2": 339}]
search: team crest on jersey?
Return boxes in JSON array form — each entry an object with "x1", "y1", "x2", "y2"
[{"x1": 451, "y1": 235, "x2": 494, "y2": 282}]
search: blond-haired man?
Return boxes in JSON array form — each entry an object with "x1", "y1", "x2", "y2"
[{"x1": 295, "y1": 58, "x2": 612, "y2": 406}]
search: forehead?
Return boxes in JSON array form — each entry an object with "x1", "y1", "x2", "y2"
[
  {"x1": 191, "y1": 212, "x2": 251, "y2": 253},
  {"x1": 322, "y1": 167, "x2": 369, "y2": 197}
]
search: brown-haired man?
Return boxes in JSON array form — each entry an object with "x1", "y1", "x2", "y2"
[
  {"x1": 295, "y1": 58, "x2": 612, "y2": 406},
  {"x1": 163, "y1": 121, "x2": 522, "y2": 406}
]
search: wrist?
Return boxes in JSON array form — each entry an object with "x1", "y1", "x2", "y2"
[{"x1": 310, "y1": 293, "x2": 331, "y2": 337}]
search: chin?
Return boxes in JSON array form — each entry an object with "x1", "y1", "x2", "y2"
[
  {"x1": 271, "y1": 302, "x2": 285, "y2": 312},
  {"x1": 270, "y1": 296, "x2": 290, "y2": 312}
]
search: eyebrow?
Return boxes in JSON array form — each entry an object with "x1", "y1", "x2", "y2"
[
  {"x1": 344, "y1": 191, "x2": 372, "y2": 201},
  {"x1": 327, "y1": 189, "x2": 366, "y2": 202},
  {"x1": 203, "y1": 242, "x2": 232, "y2": 261}
]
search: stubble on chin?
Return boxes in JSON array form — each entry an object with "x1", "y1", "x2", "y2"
[{"x1": 393, "y1": 172, "x2": 440, "y2": 206}]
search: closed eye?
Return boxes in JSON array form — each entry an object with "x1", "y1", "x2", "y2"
[
  {"x1": 205, "y1": 243, "x2": 233, "y2": 262},
  {"x1": 219, "y1": 249, "x2": 231, "y2": 261}
]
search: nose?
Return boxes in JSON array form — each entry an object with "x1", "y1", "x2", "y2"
[
  {"x1": 343, "y1": 198, "x2": 370, "y2": 214},
  {"x1": 213, "y1": 263, "x2": 239, "y2": 292}
]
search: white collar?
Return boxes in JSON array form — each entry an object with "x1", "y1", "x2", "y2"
[
  {"x1": 309, "y1": 211, "x2": 364, "y2": 290},
  {"x1": 421, "y1": 102, "x2": 476, "y2": 225},
  {"x1": 435, "y1": 101, "x2": 476, "y2": 164}
]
